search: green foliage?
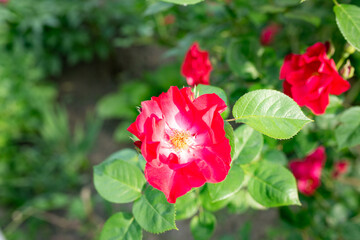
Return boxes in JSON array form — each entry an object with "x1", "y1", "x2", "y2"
[
  {"x1": 233, "y1": 90, "x2": 312, "y2": 139},
  {"x1": 190, "y1": 211, "x2": 216, "y2": 240},
  {"x1": 100, "y1": 212, "x2": 142, "y2": 240},
  {"x1": 335, "y1": 106, "x2": 360, "y2": 149},
  {"x1": 132, "y1": 186, "x2": 177, "y2": 233},
  {"x1": 233, "y1": 125, "x2": 263, "y2": 165},
  {"x1": 175, "y1": 191, "x2": 199, "y2": 220},
  {"x1": 245, "y1": 162, "x2": 300, "y2": 207},
  {"x1": 207, "y1": 164, "x2": 245, "y2": 202},
  {"x1": 227, "y1": 39, "x2": 260, "y2": 79},
  {"x1": 94, "y1": 158, "x2": 146, "y2": 204},
  {"x1": 334, "y1": 4, "x2": 360, "y2": 51},
  {"x1": 0, "y1": 0, "x2": 153, "y2": 75},
  {"x1": 224, "y1": 121, "x2": 236, "y2": 158},
  {"x1": 160, "y1": 0, "x2": 204, "y2": 5}
]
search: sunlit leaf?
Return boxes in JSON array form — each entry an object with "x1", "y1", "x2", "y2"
[{"x1": 233, "y1": 90, "x2": 312, "y2": 139}]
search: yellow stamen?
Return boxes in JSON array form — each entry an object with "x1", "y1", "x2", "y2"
[{"x1": 169, "y1": 130, "x2": 191, "y2": 151}]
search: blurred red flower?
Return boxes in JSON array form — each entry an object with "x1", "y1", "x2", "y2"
[
  {"x1": 0, "y1": 0, "x2": 8, "y2": 4},
  {"x1": 332, "y1": 160, "x2": 349, "y2": 179},
  {"x1": 164, "y1": 14, "x2": 175, "y2": 25},
  {"x1": 128, "y1": 86, "x2": 231, "y2": 203},
  {"x1": 280, "y1": 42, "x2": 350, "y2": 115},
  {"x1": 260, "y1": 23, "x2": 281, "y2": 46},
  {"x1": 181, "y1": 42, "x2": 212, "y2": 86},
  {"x1": 289, "y1": 147, "x2": 326, "y2": 196}
]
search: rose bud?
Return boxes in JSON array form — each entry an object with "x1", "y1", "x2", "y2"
[
  {"x1": 340, "y1": 60, "x2": 355, "y2": 80},
  {"x1": 260, "y1": 23, "x2": 281, "y2": 46},
  {"x1": 181, "y1": 42, "x2": 212, "y2": 86},
  {"x1": 332, "y1": 160, "x2": 349, "y2": 179}
]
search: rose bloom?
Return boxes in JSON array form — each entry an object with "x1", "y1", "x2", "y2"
[
  {"x1": 181, "y1": 42, "x2": 212, "y2": 87},
  {"x1": 289, "y1": 147, "x2": 326, "y2": 196},
  {"x1": 332, "y1": 160, "x2": 349, "y2": 179},
  {"x1": 260, "y1": 23, "x2": 281, "y2": 46},
  {"x1": 128, "y1": 86, "x2": 231, "y2": 203},
  {"x1": 280, "y1": 42, "x2": 350, "y2": 115}
]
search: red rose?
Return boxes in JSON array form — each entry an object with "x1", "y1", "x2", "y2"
[
  {"x1": 260, "y1": 23, "x2": 281, "y2": 46},
  {"x1": 332, "y1": 160, "x2": 349, "y2": 179},
  {"x1": 289, "y1": 147, "x2": 326, "y2": 196},
  {"x1": 280, "y1": 42, "x2": 350, "y2": 115},
  {"x1": 128, "y1": 86, "x2": 231, "y2": 203},
  {"x1": 181, "y1": 42, "x2": 212, "y2": 87}
]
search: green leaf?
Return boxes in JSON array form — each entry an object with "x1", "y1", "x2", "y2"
[
  {"x1": 200, "y1": 186, "x2": 230, "y2": 212},
  {"x1": 335, "y1": 107, "x2": 360, "y2": 149},
  {"x1": 263, "y1": 149, "x2": 287, "y2": 166},
  {"x1": 232, "y1": 90, "x2": 312, "y2": 139},
  {"x1": 245, "y1": 161, "x2": 300, "y2": 207},
  {"x1": 160, "y1": 0, "x2": 204, "y2": 5},
  {"x1": 195, "y1": 84, "x2": 230, "y2": 119},
  {"x1": 132, "y1": 186, "x2": 177, "y2": 233},
  {"x1": 207, "y1": 164, "x2": 244, "y2": 202},
  {"x1": 233, "y1": 125, "x2": 263, "y2": 165},
  {"x1": 224, "y1": 121, "x2": 236, "y2": 159},
  {"x1": 94, "y1": 158, "x2": 146, "y2": 203},
  {"x1": 175, "y1": 191, "x2": 199, "y2": 220},
  {"x1": 334, "y1": 4, "x2": 360, "y2": 51},
  {"x1": 226, "y1": 39, "x2": 259, "y2": 79},
  {"x1": 100, "y1": 212, "x2": 142, "y2": 240},
  {"x1": 190, "y1": 211, "x2": 216, "y2": 240},
  {"x1": 144, "y1": 2, "x2": 173, "y2": 16}
]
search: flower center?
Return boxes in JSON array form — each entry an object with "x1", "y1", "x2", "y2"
[{"x1": 169, "y1": 130, "x2": 192, "y2": 151}]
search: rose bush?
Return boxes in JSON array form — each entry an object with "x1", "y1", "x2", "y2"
[
  {"x1": 127, "y1": 86, "x2": 231, "y2": 203},
  {"x1": 280, "y1": 42, "x2": 350, "y2": 115}
]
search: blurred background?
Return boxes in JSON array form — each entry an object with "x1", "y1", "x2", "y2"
[{"x1": 0, "y1": 0, "x2": 359, "y2": 239}]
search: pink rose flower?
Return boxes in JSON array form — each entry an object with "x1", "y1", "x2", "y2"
[
  {"x1": 289, "y1": 147, "x2": 326, "y2": 196},
  {"x1": 260, "y1": 23, "x2": 281, "y2": 46},
  {"x1": 332, "y1": 160, "x2": 349, "y2": 179},
  {"x1": 128, "y1": 86, "x2": 231, "y2": 203},
  {"x1": 280, "y1": 42, "x2": 350, "y2": 115},
  {"x1": 181, "y1": 42, "x2": 212, "y2": 86}
]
